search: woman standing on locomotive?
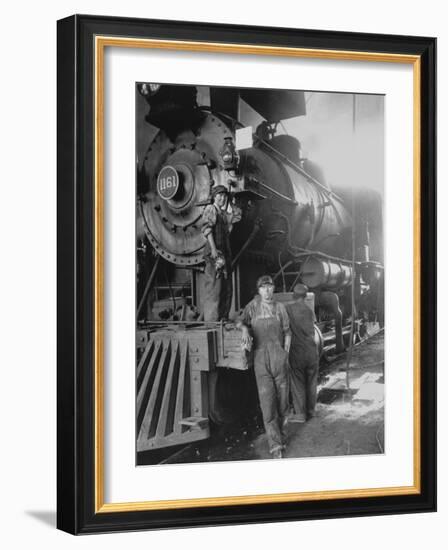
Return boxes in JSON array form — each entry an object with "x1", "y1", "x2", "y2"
[
  {"x1": 201, "y1": 184, "x2": 242, "y2": 321},
  {"x1": 239, "y1": 275, "x2": 291, "y2": 459},
  {"x1": 201, "y1": 185, "x2": 233, "y2": 322}
]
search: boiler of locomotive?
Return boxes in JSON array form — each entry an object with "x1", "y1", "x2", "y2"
[{"x1": 233, "y1": 134, "x2": 353, "y2": 261}]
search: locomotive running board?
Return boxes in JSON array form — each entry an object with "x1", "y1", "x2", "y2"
[{"x1": 136, "y1": 329, "x2": 214, "y2": 452}]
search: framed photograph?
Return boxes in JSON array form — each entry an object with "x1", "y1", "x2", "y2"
[{"x1": 57, "y1": 14, "x2": 436, "y2": 534}]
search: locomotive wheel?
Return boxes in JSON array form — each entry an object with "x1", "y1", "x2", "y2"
[{"x1": 208, "y1": 368, "x2": 256, "y2": 426}]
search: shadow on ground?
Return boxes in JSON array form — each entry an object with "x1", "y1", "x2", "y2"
[{"x1": 26, "y1": 510, "x2": 56, "y2": 528}]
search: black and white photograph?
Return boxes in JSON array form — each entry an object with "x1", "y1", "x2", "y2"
[
  {"x1": 135, "y1": 82, "x2": 385, "y2": 466},
  {"x1": 0, "y1": 0, "x2": 441, "y2": 543}
]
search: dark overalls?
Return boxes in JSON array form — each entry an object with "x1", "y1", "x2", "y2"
[
  {"x1": 202, "y1": 205, "x2": 233, "y2": 322},
  {"x1": 251, "y1": 307, "x2": 290, "y2": 453},
  {"x1": 286, "y1": 301, "x2": 319, "y2": 420}
]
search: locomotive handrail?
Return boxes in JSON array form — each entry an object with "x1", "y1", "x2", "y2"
[
  {"x1": 291, "y1": 250, "x2": 383, "y2": 268},
  {"x1": 254, "y1": 135, "x2": 344, "y2": 203},
  {"x1": 272, "y1": 250, "x2": 384, "y2": 283},
  {"x1": 254, "y1": 179, "x2": 298, "y2": 205},
  {"x1": 231, "y1": 220, "x2": 261, "y2": 270},
  {"x1": 136, "y1": 254, "x2": 161, "y2": 319}
]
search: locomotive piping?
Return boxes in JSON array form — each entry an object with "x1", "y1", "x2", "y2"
[
  {"x1": 137, "y1": 254, "x2": 161, "y2": 319},
  {"x1": 254, "y1": 179, "x2": 298, "y2": 205},
  {"x1": 254, "y1": 134, "x2": 343, "y2": 202}
]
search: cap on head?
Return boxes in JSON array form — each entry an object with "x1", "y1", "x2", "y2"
[
  {"x1": 293, "y1": 283, "x2": 308, "y2": 299},
  {"x1": 256, "y1": 275, "x2": 274, "y2": 289},
  {"x1": 211, "y1": 185, "x2": 229, "y2": 198}
]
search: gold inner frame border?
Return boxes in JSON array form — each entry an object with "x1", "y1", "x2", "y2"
[{"x1": 94, "y1": 35, "x2": 421, "y2": 513}]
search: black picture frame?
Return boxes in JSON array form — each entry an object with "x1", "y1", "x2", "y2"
[{"x1": 57, "y1": 14, "x2": 436, "y2": 535}]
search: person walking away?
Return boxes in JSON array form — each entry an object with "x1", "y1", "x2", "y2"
[
  {"x1": 286, "y1": 284, "x2": 319, "y2": 422},
  {"x1": 239, "y1": 275, "x2": 291, "y2": 459}
]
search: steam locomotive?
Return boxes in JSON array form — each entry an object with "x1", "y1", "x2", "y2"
[{"x1": 136, "y1": 83, "x2": 384, "y2": 454}]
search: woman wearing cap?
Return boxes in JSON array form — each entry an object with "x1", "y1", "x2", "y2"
[
  {"x1": 201, "y1": 185, "x2": 234, "y2": 322},
  {"x1": 238, "y1": 275, "x2": 291, "y2": 459}
]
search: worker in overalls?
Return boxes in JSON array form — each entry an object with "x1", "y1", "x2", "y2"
[
  {"x1": 286, "y1": 284, "x2": 319, "y2": 422},
  {"x1": 201, "y1": 185, "x2": 235, "y2": 321},
  {"x1": 239, "y1": 275, "x2": 291, "y2": 459}
]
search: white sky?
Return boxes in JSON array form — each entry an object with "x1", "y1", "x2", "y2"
[{"x1": 239, "y1": 90, "x2": 385, "y2": 196}]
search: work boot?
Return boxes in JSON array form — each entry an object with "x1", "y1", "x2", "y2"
[{"x1": 271, "y1": 447, "x2": 283, "y2": 459}]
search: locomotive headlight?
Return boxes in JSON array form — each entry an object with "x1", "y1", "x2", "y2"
[
  {"x1": 220, "y1": 137, "x2": 239, "y2": 171},
  {"x1": 222, "y1": 151, "x2": 232, "y2": 163}
]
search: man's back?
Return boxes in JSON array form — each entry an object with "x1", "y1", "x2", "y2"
[{"x1": 286, "y1": 300, "x2": 316, "y2": 357}]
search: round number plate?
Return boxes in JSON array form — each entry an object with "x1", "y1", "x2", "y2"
[{"x1": 157, "y1": 165, "x2": 179, "y2": 200}]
